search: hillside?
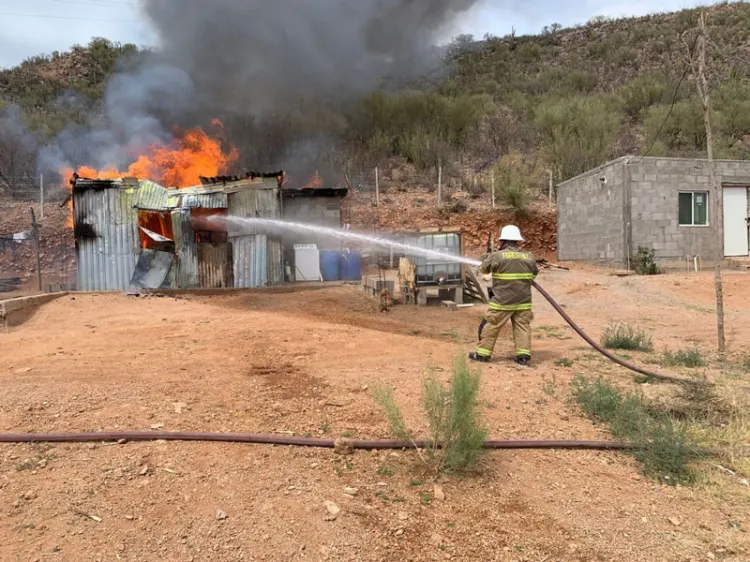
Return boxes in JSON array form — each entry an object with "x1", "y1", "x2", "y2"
[{"x1": 1, "y1": 2, "x2": 750, "y2": 199}]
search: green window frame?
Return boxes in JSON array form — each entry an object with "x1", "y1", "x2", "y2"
[{"x1": 678, "y1": 192, "x2": 708, "y2": 226}]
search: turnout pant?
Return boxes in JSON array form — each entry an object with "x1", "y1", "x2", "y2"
[{"x1": 476, "y1": 309, "x2": 533, "y2": 359}]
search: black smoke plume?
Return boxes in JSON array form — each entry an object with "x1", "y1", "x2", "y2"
[{"x1": 39, "y1": 0, "x2": 480, "y2": 181}]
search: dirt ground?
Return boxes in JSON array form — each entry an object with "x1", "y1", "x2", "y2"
[{"x1": 1, "y1": 267, "x2": 749, "y2": 562}]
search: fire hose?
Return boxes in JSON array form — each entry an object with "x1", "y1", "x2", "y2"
[
  {"x1": 477, "y1": 279, "x2": 696, "y2": 385},
  {"x1": 531, "y1": 281, "x2": 693, "y2": 385},
  {"x1": 0, "y1": 430, "x2": 637, "y2": 451}
]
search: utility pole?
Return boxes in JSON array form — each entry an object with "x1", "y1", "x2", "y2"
[
  {"x1": 683, "y1": 13, "x2": 720, "y2": 247},
  {"x1": 683, "y1": 12, "x2": 725, "y2": 355}
]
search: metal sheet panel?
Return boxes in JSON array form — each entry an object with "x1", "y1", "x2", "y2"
[
  {"x1": 168, "y1": 192, "x2": 228, "y2": 209},
  {"x1": 232, "y1": 235, "x2": 266, "y2": 288},
  {"x1": 74, "y1": 185, "x2": 139, "y2": 291},
  {"x1": 135, "y1": 181, "x2": 229, "y2": 211},
  {"x1": 267, "y1": 238, "x2": 283, "y2": 286},
  {"x1": 171, "y1": 209, "x2": 199, "y2": 288},
  {"x1": 134, "y1": 180, "x2": 171, "y2": 211},
  {"x1": 129, "y1": 249, "x2": 175, "y2": 289},
  {"x1": 227, "y1": 188, "x2": 280, "y2": 236},
  {"x1": 198, "y1": 243, "x2": 230, "y2": 288}
]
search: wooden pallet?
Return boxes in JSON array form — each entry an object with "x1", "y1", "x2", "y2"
[{"x1": 463, "y1": 268, "x2": 489, "y2": 304}]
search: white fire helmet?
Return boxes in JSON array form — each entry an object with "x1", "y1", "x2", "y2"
[{"x1": 499, "y1": 225, "x2": 524, "y2": 242}]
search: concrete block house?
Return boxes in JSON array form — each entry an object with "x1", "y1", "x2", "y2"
[{"x1": 557, "y1": 156, "x2": 750, "y2": 268}]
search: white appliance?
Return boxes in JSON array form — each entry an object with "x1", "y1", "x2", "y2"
[{"x1": 294, "y1": 244, "x2": 322, "y2": 281}]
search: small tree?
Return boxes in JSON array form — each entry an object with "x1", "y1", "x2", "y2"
[
  {"x1": 374, "y1": 355, "x2": 487, "y2": 474},
  {"x1": 494, "y1": 156, "x2": 531, "y2": 217}
]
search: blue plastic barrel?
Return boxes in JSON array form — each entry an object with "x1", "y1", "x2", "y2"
[
  {"x1": 320, "y1": 251, "x2": 341, "y2": 281},
  {"x1": 340, "y1": 251, "x2": 362, "y2": 281}
]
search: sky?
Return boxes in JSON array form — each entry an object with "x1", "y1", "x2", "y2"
[{"x1": 0, "y1": 0, "x2": 713, "y2": 69}]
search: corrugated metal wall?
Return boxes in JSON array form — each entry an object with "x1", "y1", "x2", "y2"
[
  {"x1": 76, "y1": 181, "x2": 284, "y2": 291},
  {"x1": 227, "y1": 189, "x2": 280, "y2": 236},
  {"x1": 75, "y1": 186, "x2": 139, "y2": 291},
  {"x1": 232, "y1": 235, "x2": 267, "y2": 288},
  {"x1": 171, "y1": 209, "x2": 199, "y2": 288},
  {"x1": 228, "y1": 187, "x2": 284, "y2": 286},
  {"x1": 231, "y1": 236, "x2": 284, "y2": 288},
  {"x1": 198, "y1": 243, "x2": 231, "y2": 288},
  {"x1": 267, "y1": 239, "x2": 283, "y2": 286}
]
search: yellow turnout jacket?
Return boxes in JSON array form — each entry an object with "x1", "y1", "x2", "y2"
[{"x1": 479, "y1": 245, "x2": 539, "y2": 311}]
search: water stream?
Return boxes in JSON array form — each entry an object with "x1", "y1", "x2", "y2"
[{"x1": 214, "y1": 216, "x2": 484, "y2": 267}]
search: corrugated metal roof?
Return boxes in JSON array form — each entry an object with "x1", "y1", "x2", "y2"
[
  {"x1": 134, "y1": 180, "x2": 271, "y2": 211},
  {"x1": 134, "y1": 180, "x2": 171, "y2": 210},
  {"x1": 168, "y1": 192, "x2": 228, "y2": 209},
  {"x1": 74, "y1": 186, "x2": 139, "y2": 291}
]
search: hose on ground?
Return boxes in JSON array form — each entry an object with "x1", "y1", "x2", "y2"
[
  {"x1": 532, "y1": 281, "x2": 695, "y2": 385},
  {"x1": 0, "y1": 431, "x2": 637, "y2": 450}
]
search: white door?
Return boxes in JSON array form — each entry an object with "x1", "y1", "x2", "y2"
[{"x1": 723, "y1": 187, "x2": 749, "y2": 257}]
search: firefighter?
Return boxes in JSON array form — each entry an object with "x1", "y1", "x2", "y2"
[{"x1": 469, "y1": 225, "x2": 538, "y2": 366}]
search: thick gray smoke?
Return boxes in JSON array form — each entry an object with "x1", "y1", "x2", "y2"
[
  {"x1": 141, "y1": 0, "x2": 479, "y2": 113},
  {"x1": 38, "y1": 63, "x2": 197, "y2": 174},
  {"x1": 38, "y1": 0, "x2": 479, "y2": 178},
  {"x1": 0, "y1": 105, "x2": 39, "y2": 194}
]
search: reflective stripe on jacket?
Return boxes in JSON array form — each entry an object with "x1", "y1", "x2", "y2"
[{"x1": 479, "y1": 247, "x2": 538, "y2": 310}]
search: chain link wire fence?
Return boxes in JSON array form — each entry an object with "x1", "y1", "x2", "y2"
[{"x1": 1, "y1": 175, "x2": 75, "y2": 295}]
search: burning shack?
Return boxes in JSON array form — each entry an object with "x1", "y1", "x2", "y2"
[{"x1": 72, "y1": 173, "x2": 284, "y2": 291}]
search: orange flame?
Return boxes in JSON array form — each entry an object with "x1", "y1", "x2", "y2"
[
  {"x1": 61, "y1": 123, "x2": 238, "y2": 228},
  {"x1": 304, "y1": 171, "x2": 323, "y2": 188}
]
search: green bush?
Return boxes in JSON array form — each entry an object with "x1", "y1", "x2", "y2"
[
  {"x1": 374, "y1": 355, "x2": 488, "y2": 474},
  {"x1": 534, "y1": 96, "x2": 621, "y2": 180},
  {"x1": 499, "y1": 176, "x2": 530, "y2": 216},
  {"x1": 601, "y1": 324, "x2": 654, "y2": 352},
  {"x1": 621, "y1": 74, "x2": 667, "y2": 118},
  {"x1": 643, "y1": 100, "x2": 711, "y2": 154},
  {"x1": 567, "y1": 70, "x2": 599, "y2": 93},
  {"x1": 571, "y1": 376, "x2": 699, "y2": 484},
  {"x1": 632, "y1": 246, "x2": 661, "y2": 275}
]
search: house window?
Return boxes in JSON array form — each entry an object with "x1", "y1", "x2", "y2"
[{"x1": 678, "y1": 192, "x2": 709, "y2": 226}]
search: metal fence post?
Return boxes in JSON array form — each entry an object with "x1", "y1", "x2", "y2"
[{"x1": 40, "y1": 174, "x2": 45, "y2": 220}]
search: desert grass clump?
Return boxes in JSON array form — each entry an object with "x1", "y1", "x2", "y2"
[
  {"x1": 662, "y1": 348, "x2": 705, "y2": 368},
  {"x1": 601, "y1": 323, "x2": 654, "y2": 352}
]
